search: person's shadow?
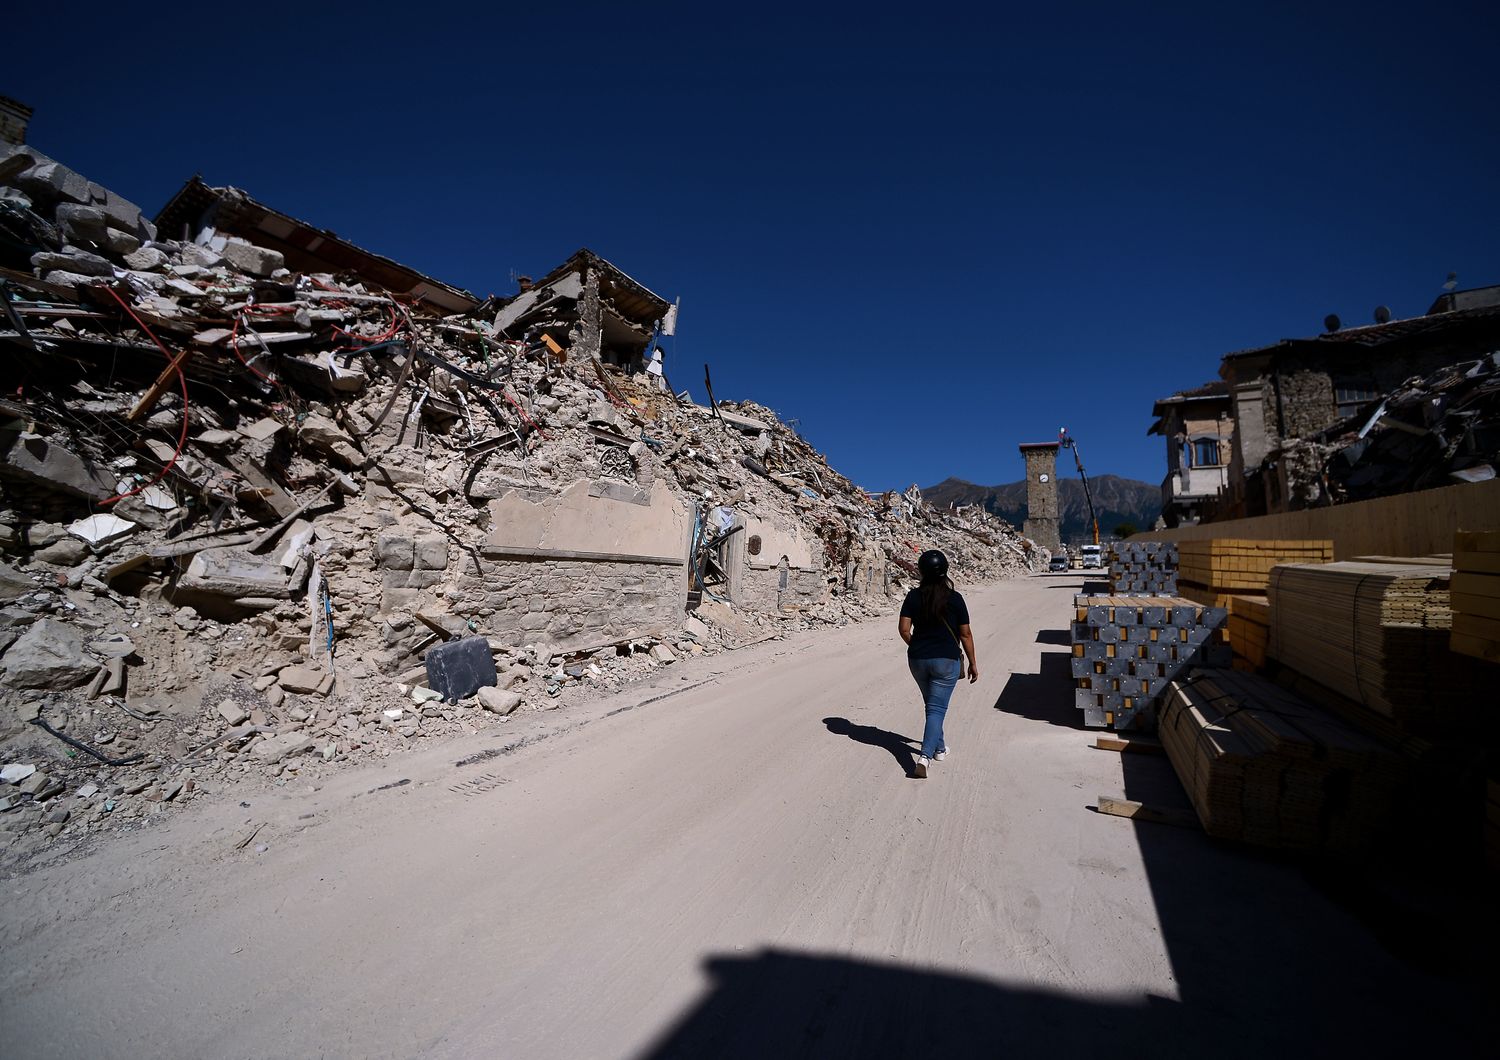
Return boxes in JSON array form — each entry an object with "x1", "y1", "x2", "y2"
[{"x1": 823, "y1": 717, "x2": 919, "y2": 777}]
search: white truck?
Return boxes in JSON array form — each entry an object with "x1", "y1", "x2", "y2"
[{"x1": 1079, "y1": 544, "x2": 1104, "y2": 570}]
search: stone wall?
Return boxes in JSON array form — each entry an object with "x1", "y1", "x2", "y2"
[{"x1": 448, "y1": 555, "x2": 683, "y2": 652}]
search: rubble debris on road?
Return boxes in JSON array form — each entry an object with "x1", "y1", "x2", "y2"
[{"x1": 0, "y1": 145, "x2": 1041, "y2": 870}]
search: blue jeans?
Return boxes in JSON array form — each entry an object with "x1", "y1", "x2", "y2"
[{"x1": 908, "y1": 657, "x2": 961, "y2": 759}]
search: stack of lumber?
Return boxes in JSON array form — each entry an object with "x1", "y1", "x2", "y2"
[
  {"x1": 1071, "y1": 595, "x2": 1229, "y2": 731},
  {"x1": 1159, "y1": 668, "x2": 1405, "y2": 852},
  {"x1": 1451, "y1": 530, "x2": 1500, "y2": 664},
  {"x1": 1108, "y1": 541, "x2": 1178, "y2": 595},
  {"x1": 1227, "y1": 594, "x2": 1270, "y2": 671},
  {"x1": 1178, "y1": 539, "x2": 1333, "y2": 603},
  {"x1": 1268, "y1": 559, "x2": 1483, "y2": 734}
]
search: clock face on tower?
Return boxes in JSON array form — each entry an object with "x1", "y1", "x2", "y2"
[{"x1": 1038, "y1": 473, "x2": 1049, "y2": 483}]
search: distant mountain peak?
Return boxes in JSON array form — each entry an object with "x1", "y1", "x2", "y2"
[{"x1": 920, "y1": 475, "x2": 1161, "y2": 543}]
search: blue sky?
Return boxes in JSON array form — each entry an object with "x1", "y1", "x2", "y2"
[{"x1": 9, "y1": 2, "x2": 1498, "y2": 490}]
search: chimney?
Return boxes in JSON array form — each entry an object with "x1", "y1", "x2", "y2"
[
  {"x1": 0, "y1": 95, "x2": 34, "y2": 146},
  {"x1": 517, "y1": 275, "x2": 534, "y2": 293}
]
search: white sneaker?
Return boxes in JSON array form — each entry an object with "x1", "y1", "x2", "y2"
[
  {"x1": 934, "y1": 748, "x2": 949, "y2": 762},
  {"x1": 913, "y1": 755, "x2": 929, "y2": 779}
]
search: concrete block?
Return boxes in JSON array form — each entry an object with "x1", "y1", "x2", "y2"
[
  {"x1": 53, "y1": 203, "x2": 108, "y2": 243},
  {"x1": 425, "y1": 636, "x2": 497, "y2": 703},
  {"x1": 17, "y1": 160, "x2": 90, "y2": 204},
  {"x1": 32, "y1": 249, "x2": 114, "y2": 277},
  {"x1": 98, "y1": 188, "x2": 145, "y2": 233},
  {"x1": 221, "y1": 238, "x2": 285, "y2": 277}
]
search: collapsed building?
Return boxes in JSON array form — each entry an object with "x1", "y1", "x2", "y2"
[
  {"x1": 0, "y1": 143, "x2": 1036, "y2": 856},
  {"x1": 1148, "y1": 290, "x2": 1500, "y2": 520}
]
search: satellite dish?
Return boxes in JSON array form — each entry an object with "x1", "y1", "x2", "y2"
[
  {"x1": 1323, "y1": 313, "x2": 1341, "y2": 333},
  {"x1": 1374, "y1": 305, "x2": 1392, "y2": 324}
]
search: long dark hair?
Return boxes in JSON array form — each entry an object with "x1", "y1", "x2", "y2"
[{"x1": 919, "y1": 573, "x2": 954, "y2": 624}]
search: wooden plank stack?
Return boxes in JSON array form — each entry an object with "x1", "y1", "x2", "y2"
[
  {"x1": 1451, "y1": 530, "x2": 1500, "y2": 664},
  {"x1": 1268, "y1": 559, "x2": 1484, "y2": 734},
  {"x1": 1071, "y1": 595, "x2": 1229, "y2": 731},
  {"x1": 1227, "y1": 594, "x2": 1270, "y2": 671},
  {"x1": 1159, "y1": 668, "x2": 1405, "y2": 853},
  {"x1": 1108, "y1": 541, "x2": 1178, "y2": 595},
  {"x1": 1178, "y1": 538, "x2": 1333, "y2": 600}
]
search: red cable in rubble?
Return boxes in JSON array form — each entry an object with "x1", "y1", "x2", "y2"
[{"x1": 100, "y1": 285, "x2": 191, "y2": 507}]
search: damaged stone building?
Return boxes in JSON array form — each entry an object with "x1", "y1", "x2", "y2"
[
  {"x1": 0, "y1": 138, "x2": 1035, "y2": 855},
  {"x1": 1156, "y1": 288, "x2": 1500, "y2": 518},
  {"x1": 1147, "y1": 381, "x2": 1234, "y2": 527}
]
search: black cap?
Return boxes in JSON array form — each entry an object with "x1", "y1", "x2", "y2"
[{"x1": 918, "y1": 549, "x2": 949, "y2": 578}]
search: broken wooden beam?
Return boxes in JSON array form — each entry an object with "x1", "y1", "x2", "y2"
[{"x1": 1095, "y1": 794, "x2": 1199, "y2": 829}]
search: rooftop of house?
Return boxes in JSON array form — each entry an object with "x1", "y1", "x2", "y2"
[{"x1": 155, "y1": 176, "x2": 479, "y2": 313}]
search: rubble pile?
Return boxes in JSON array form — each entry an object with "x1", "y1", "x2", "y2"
[
  {"x1": 0, "y1": 144, "x2": 1034, "y2": 866},
  {"x1": 1276, "y1": 352, "x2": 1499, "y2": 508}
]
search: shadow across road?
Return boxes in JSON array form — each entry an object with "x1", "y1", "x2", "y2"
[
  {"x1": 992, "y1": 652, "x2": 1080, "y2": 728},
  {"x1": 823, "y1": 717, "x2": 917, "y2": 776}
]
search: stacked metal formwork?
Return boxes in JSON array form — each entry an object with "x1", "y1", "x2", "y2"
[
  {"x1": 1071, "y1": 595, "x2": 1229, "y2": 730},
  {"x1": 1108, "y1": 541, "x2": 1178, "y2": 596}
]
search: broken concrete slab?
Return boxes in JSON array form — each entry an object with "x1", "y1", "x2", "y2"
[
  {"x1": 217, "y1": 701, "x2": 249, "y2": 727},
  {"x1": 33, "y1": 537, "x2": 88, "y2": 566},
  {"x1": 68, "y1": 513, "x2": 137, "y2": 546},
  {"x1": 87, "y1": 633, "x2": 135, "y2": 659},
  {"x1": 2, "y1": 433, "x2": 117, "y2": 500},
  {"x1": 220, "y1": 238, "x2": 285, "y2": 277},
  {"x1": 252, "y1": 732, "x2": 315, "y2": 765},
  {"x1": 1, "y1": 763, "x2": 37, "y2": 784},
  {"x1": 276, "y1": 665, "x2": 325, "y2": 695},
  {"x1": 650, "y1": 643, "x2": 677, "y2": 663},
  {"x1": 179, "y1": 547, "x2": 295, "y2": 600},
  {"x1": 31, "y1": 249, "x2": 114, "y2": 277},
  {"x1": 1, "y1": 618, "x2": 96, "y2": 688},
  {"x1": 236, "y1": 417, "x2": 284, "y2": 442}
]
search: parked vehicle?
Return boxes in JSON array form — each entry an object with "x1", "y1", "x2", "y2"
[
  {"x1": 1048, "y1": 554, "x2": 1070, "y2": 572},
  {"x1": 1080, "y1": 544, "x2": 1104, "y2": 569}
]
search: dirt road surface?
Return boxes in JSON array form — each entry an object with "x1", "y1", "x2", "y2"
[{"x1": 1, "y1": 575, "x2": 1483, "y2": 1057}]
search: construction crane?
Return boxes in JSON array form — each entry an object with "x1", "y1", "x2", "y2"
[{"x1": 1058, "y1": 427, "x2": 1099, "y2": 546}]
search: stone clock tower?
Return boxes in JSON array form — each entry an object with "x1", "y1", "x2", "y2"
[{"x1": 1018, "y1": 442, "x2": 1060, "y2": 550}]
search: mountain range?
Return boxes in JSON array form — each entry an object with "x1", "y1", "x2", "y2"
[{"x1": 921, "y1": 475, "x2": 1162, "y2": 544}]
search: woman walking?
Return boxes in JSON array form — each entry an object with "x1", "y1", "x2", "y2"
[{"x1": 898, "y1": 549, "x2": 978, "y2": 778}]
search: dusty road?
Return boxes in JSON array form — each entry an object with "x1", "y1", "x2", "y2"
[{"x1": 1, "y1": 575, "x2": 1483, "y2": 1058}]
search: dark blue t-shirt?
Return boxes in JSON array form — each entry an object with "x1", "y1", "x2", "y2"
[{"x1": 901, "y1": 588, "x2": 970, "y2": 660}]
